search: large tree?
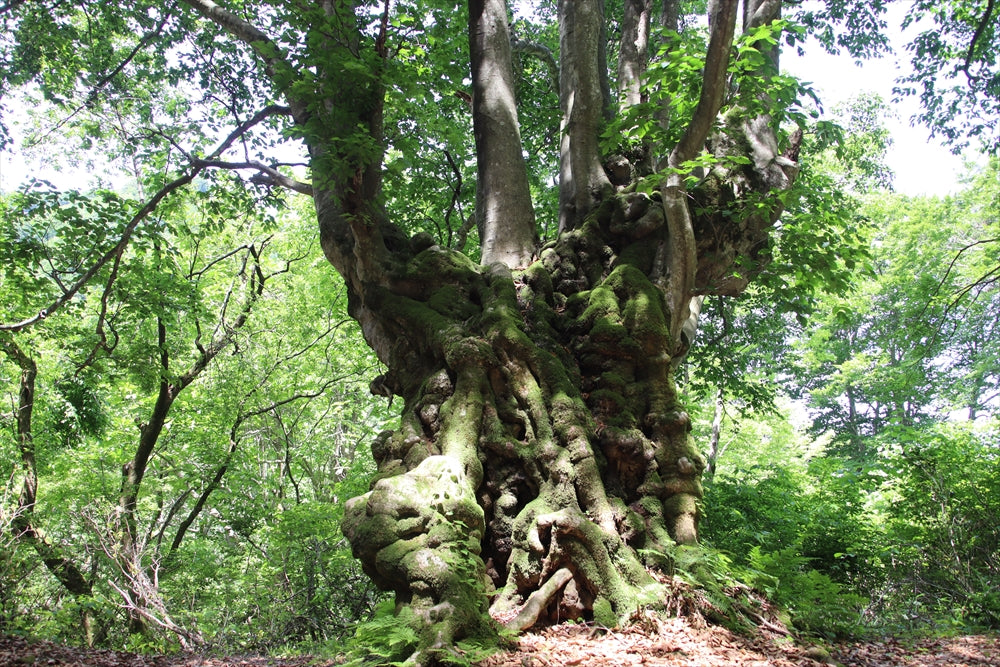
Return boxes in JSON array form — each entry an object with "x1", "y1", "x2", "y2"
[{"x1": 2, "y1": 0, "x2": 994, "y2": 662}]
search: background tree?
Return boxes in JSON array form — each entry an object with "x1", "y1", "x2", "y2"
[{"x1": 0, "y1": 183, "x2": 391, "y2": 648}]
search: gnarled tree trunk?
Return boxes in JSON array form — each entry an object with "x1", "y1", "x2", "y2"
[{"x1": 183, "y1": 0, "x2": 800, "y2": 661}]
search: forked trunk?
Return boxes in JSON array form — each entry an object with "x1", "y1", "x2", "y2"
[{"x1": 337, "y1": 0, "x2": 798, "y2": 657}]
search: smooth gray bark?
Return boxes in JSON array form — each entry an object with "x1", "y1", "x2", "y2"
[
  {"x1": 469, "y1": 0, "x2": 537, "y2": 267},
  {"x1": 557, "y1": 0, "x2": 613, "y2": 232},
  {"x1": 618, "y1": 0, "x2": 652, "y2": 109}
]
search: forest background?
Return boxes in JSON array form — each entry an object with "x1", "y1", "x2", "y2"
[{"x1": 0, "y1": 0, "x2": 998, "y2": 662}]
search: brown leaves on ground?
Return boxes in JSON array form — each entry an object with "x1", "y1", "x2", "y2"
[
  {"x1": 479, "y1": 619, "x2": 1000, "y2": 667},
  {"x1": 832, "y1": 635, "x2": 1000, "y2": 666},
  {"x1": 2, "y1": 626, "x2": 998, "y2": 667}
]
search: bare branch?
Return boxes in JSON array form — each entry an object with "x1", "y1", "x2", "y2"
[
  {"x1": 195, "y1": 158, "x2": 313, "y2": 196},
  {"x1": 85, "y1": 9, "x2": 175, "y2": 106},
  {"x1": 25, "y1": 9, "x2": 176, "y2": 149}
]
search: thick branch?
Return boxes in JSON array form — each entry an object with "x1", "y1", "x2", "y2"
[
  {"x1": 745, "y1": 0, "x2": 782, "y2": 30},
  {"x1": 618, "y1": 0, "x2": 652, "y2": 110},
  {"x1": 177, "y1": 0, "x2": 294, "y2": 89},
  {"x1": 196, "y1": 159, "x2": 313, "y2": 195},
  {"x1": 660, "y1": 0, "x2": 679, "y2": 31},
  {"x1": 511, "y1": 38, "x2": 559, "y2": 90},
  {"x1": 962, "y1": 0, "x2": 997, "y2": 84},
  {"x1": 120, "y1": 241, "x2": 271, "y2": 543},
  {"x1": 658, "y1": 0, "x2": 738, "y2": 346},
  {"x1": 1, "y1": 336, "x2": 38, "y2": 512},
  {"x1": 557, "y1": 0, "x2": 614, "y2": 231}
]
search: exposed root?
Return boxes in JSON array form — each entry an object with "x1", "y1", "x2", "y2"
[{"x1": 504, "y1": 567, "x2": 574, "y2": 632}]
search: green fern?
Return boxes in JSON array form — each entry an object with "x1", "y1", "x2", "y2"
[{"x1": 342, "y1": 600, "x2": 419, "y2": 666}]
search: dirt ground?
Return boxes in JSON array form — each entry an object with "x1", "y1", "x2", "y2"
[
  {"x1": 479, "y1": 618, "x2": 999, "y2": 666},
  {"x1": 1, "y1": 622, "x2": 997, "y2": 666}
]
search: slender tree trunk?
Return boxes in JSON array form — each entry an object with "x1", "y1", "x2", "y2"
[
  {"x1": 705, "y1": 388, "x2": 726, "y2": 481},
  {"x1": 469, "y1": 0, "x2": 537, "y2": 267},
  {"x1": 557, "y1": 0, "x2": 613, "y2": 232},
  {"x1": 116, "y1": 247, "x2": 265, "y2": 638}
]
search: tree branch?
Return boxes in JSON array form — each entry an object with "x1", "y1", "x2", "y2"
[
  {"x1": 178, "y1": 0, "x2": 289, "y2": 81},
  {"x1": 924, "y1": 236, "x2": 999, "y2": 319},
  {"x1": 195, "y1": 158, "x2": 313, "y2": 196},
  {"x1": 670, "y1": 0, "x2": 739, "y2": 166},
  {"x1": 1, "y1": 335, "x2": 97, "y2": 607},
  {"x1": 511, "y1": 38, "x2": 559, "y2": 90},
  {"x1": 659, "y1": 0, "x2": 738, "y2": 347},
  {"x1": 0, "y1": 105, "x2": 293, "y2": 333},
  {"x1": 962, "y1": 0, "x2": 997, "y2": 84},
  {"x1": 167, "y1": 377, "x2": 341, "y2": 557},
  {"x1": 25, "y1": 8, "x2": 176, "y2": 148},
  {"x1": 85, "y1": 9, "x2": 174, "y2": 106},
  {"x1": 745, "y1": 0, "x2": 782, "y2": 31}
]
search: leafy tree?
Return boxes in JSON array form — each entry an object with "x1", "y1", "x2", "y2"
[
  {"x1": 783, "y1": 159, "x2": 1000, "y2": 631},
  {"x1": 793, "y1": 162, "x2": 1000, "y2": 457},
  {"x1": 2, "y1": 0, "x2": 996, "y2": 660},
  {"x1": 0, "y1": 181, "x2": 389, "y2": 646},
  {"x1": 897, "y1": 0, "x2": 1000, "y2": 151},
  {"x1": 876, "y1": 422, "x2": 1000, "y2": 629}
]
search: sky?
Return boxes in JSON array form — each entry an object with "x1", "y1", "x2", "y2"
[
  {"x1": 782, "y1": 2, "x2": 976, "y2": 197},
  {"x1": 783, "y1": 47, "x2": 969, "y2": 198}
]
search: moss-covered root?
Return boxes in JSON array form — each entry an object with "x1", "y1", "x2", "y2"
[{"x1": 342, "y1": 454, "x2": 499, "y2": 663}]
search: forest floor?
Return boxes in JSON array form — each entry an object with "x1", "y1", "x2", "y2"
[{"x1": 2, "y1": 621, "x2": 998, "y2": 667}]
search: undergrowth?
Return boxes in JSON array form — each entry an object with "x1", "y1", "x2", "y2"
[
  {"x1": 341, "y1": 600, "x2": 507, "y2": 667},
  {"x1": 657, "y1": 543, "x2": 865, "y2": 639}
]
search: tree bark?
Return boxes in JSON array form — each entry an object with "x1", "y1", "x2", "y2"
[
  {"x1": 186, "y1": 0, "x2": 802, "y2": 659},
  {"x1": 618, "y1": 0, "x2": 652, "y2": 110},
  {"x1": 557, "y1": 0, "x2": 613, "y2": 232},
  {"x1": 341, "y1": 211, "x2": 701, "y2": 647},
  {"x1": 469, "y1": 0, "x2": 537, "y2": 267}
]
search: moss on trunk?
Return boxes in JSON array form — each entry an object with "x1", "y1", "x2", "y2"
[{"x1": 343, "y1": 194, "x2": 710, "y2": 661}]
